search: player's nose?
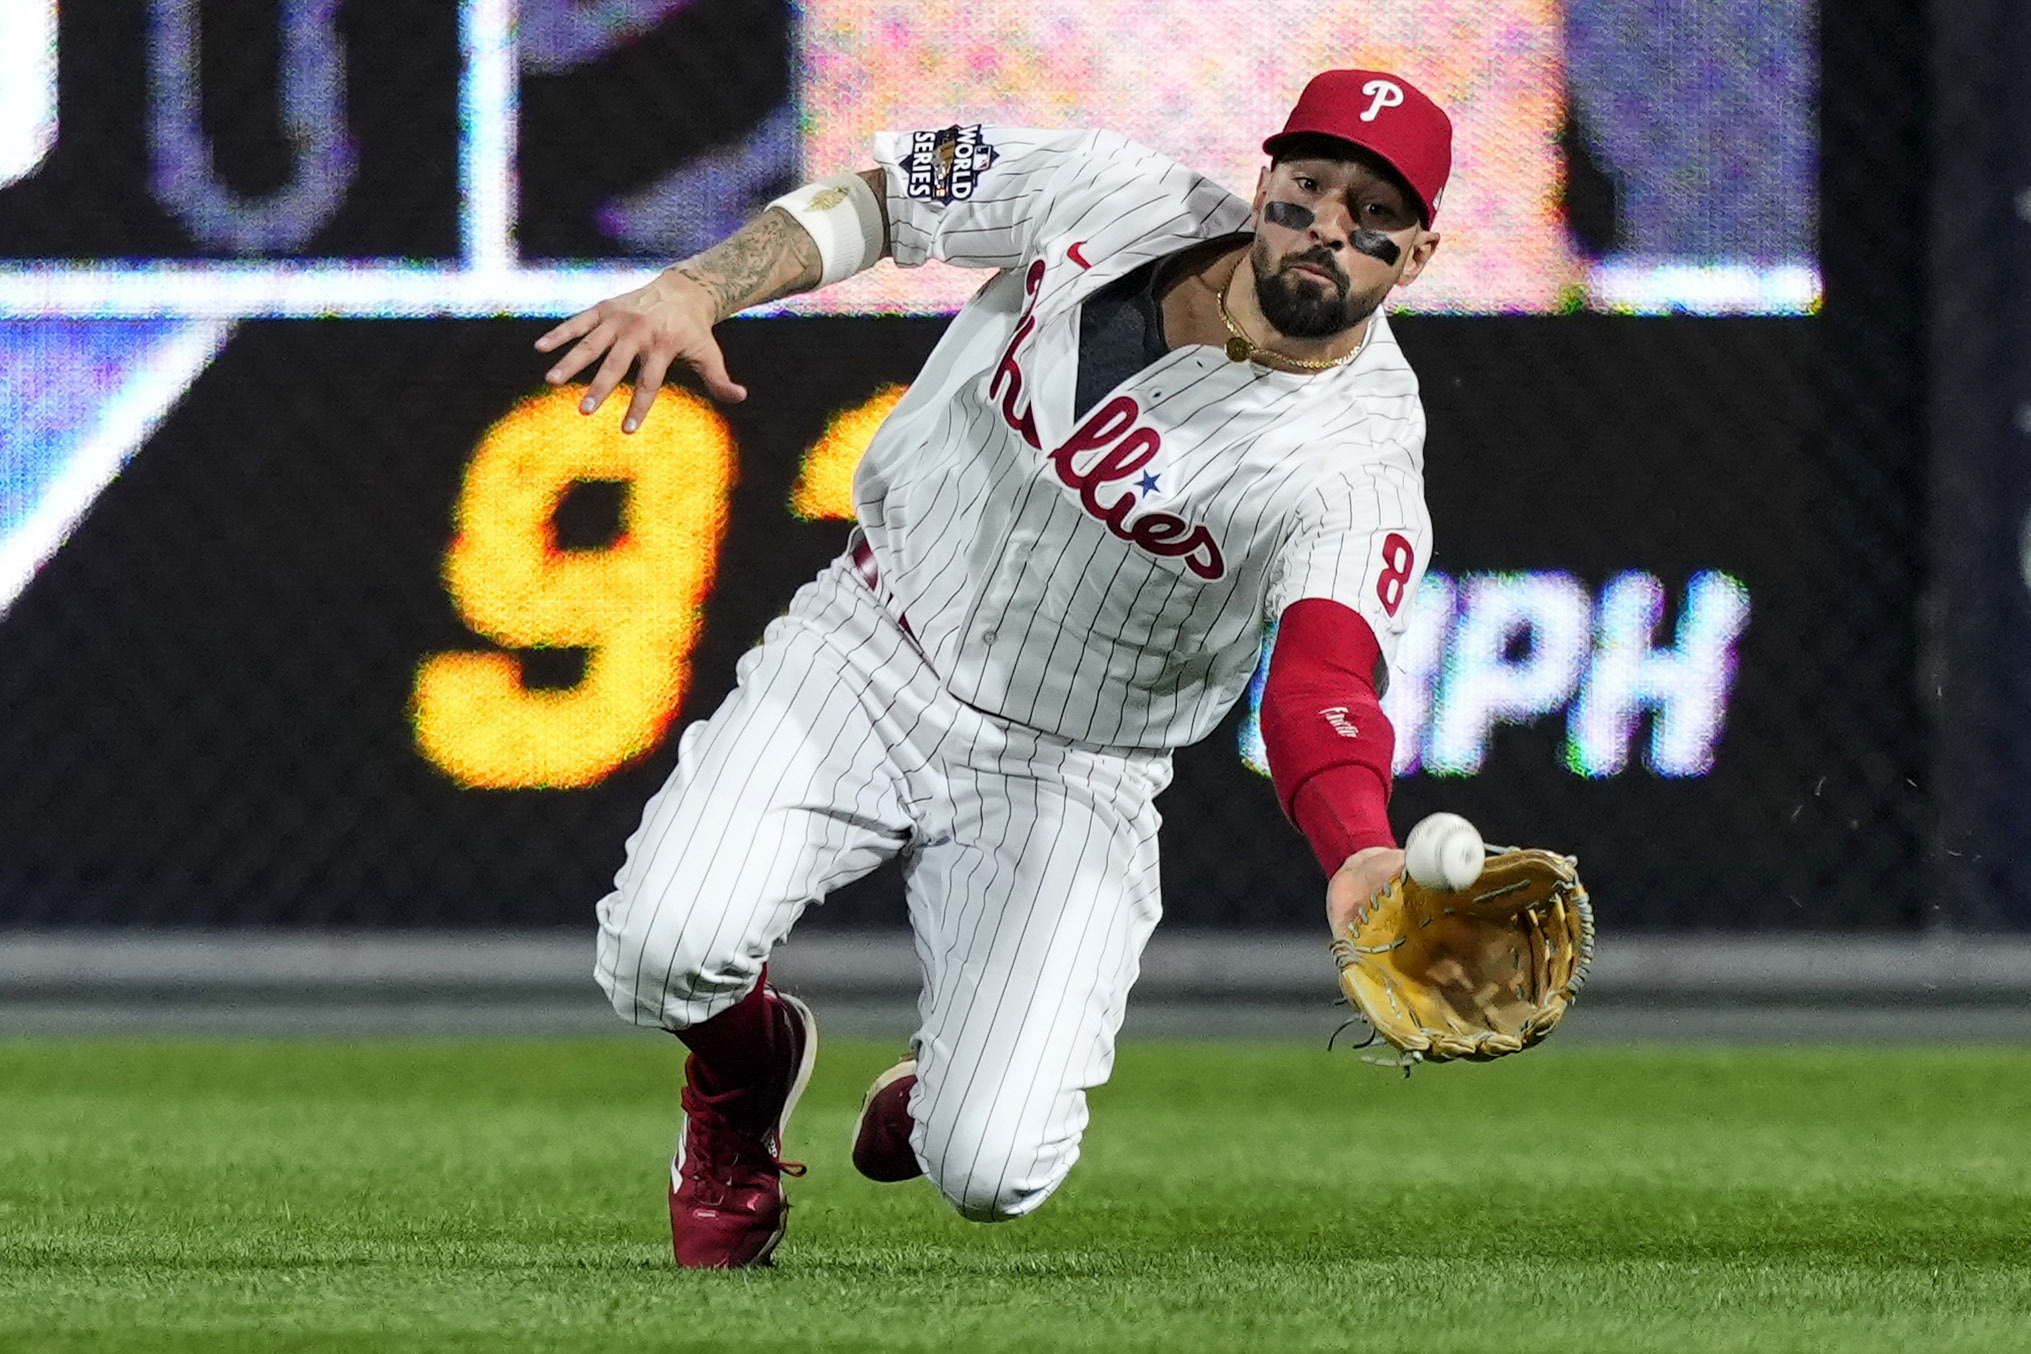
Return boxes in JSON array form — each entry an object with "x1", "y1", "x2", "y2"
[{"x1": 1305, "y1": 200, "x2": 1354, "y2": 250}]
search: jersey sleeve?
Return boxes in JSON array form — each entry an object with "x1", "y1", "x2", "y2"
[
  {"x1": 869, "y1": 125, "x2": 1100, "y2": 271},
  {"x1": 1266, "y1": 461, "x2": 1433, "y2": 674}
]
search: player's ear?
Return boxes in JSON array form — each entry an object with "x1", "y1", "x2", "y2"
[
  {"x1": 1252, "y1": 165, "x2": 1269, "y2": 215},
  {"x1": 1393, "y1": 230, "x2": 1441, "y2": 288}
]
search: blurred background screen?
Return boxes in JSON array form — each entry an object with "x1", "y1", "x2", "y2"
[{"x1": 2, "y1": 0, "x2": 2014, "y2": 932}]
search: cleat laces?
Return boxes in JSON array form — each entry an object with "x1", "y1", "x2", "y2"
[{"x1": 678, "y1": 1093, "x2": 805, "y2": 1209}]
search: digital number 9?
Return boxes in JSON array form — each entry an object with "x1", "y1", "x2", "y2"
[{"x1": 411, "y1": 387, "x2": 736, "y2": 788}]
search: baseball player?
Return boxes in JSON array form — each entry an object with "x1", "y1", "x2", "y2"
[{"x1": 535, "y1": 68, "x2": 1450, "y2": 1268}]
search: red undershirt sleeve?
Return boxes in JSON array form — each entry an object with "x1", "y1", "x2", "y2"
[{"x1": 1260, "y1": 597, "x2": 1397, "y2": 874}]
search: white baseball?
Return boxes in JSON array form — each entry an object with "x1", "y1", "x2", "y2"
[{"x1": 1404, "y1": 812, "x2": 1484, "y2": 891}]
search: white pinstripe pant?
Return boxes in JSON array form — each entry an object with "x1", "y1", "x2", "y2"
[{"x1": 595, "y1": 555, "x2": 1171, "y2": 1221}]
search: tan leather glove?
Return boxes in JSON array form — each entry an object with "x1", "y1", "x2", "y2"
[{"x1": 1331, "y1": 847, "x2": 1595, "y2": 1070}]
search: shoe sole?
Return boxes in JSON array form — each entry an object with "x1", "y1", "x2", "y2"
[
  {"x1": 849, "y1": 1056, "x2": 919, "y2": 1178},
  {"x1": 773, "y1": 991, "x2": 821, "y2": 1157},
  {"x1": 668, "y1": 989, "x2": 820, "y2": 1269},
  {"x1": 751, "y1": 990, "x2": 817, "y2": 1266}
]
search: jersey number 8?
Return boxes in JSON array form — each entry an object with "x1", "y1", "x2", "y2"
[{"x1": 1376, "y1": 532, "x2": 1416, "y2": 617}]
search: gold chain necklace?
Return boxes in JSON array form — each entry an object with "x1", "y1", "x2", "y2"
[{"x1": 1216, "y1": 267, "x2": 1362, "y2": 372}]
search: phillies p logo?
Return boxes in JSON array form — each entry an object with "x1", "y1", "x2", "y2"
[{"x1": 1360, "y1": 79, "x2": 1404, "y2": 122}]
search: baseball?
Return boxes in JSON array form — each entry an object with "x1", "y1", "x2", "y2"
[{"x1": 1404, "y1": 812, "x2": 1484, "y2": 891}]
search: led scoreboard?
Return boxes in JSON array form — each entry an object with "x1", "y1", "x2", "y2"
[{"x1": 0, "y1": 1, "x2": 1872, "y2": 931}]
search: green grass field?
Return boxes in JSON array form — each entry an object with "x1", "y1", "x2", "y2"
[{"x1": 1, "y1": 1038, "x2": 2027, "y2": 1353}]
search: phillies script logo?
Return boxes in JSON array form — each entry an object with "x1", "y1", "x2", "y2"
[{"x1": 987, "y1": 260, "x2": 1227, "y2": 581}]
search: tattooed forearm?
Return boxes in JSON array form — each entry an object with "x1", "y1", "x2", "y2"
[{"x1": 673, "y1": 209, "x2": 825, "y2": 322}]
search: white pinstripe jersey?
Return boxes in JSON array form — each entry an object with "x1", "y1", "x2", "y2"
[{"x1": 854, "y1": 125, "x2": 1433, "y2": 751}]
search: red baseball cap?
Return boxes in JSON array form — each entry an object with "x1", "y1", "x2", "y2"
[{"x1": 1263, "y1": 69, "x2": 1453, "y2": 224}]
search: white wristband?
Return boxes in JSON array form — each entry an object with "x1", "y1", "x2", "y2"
[{"x1": 767, "y1": 173, "x2": 886, "y2": 288}]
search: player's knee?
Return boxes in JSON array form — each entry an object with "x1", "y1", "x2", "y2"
[
  {"x1": 917, "y1": 1121, "x2": 1077, "y2": 1223},
  {"x1": 927, "y1": 1158, "x2": 1064, "y2": 1222}
]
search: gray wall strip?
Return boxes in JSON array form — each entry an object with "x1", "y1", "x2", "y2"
[{"x1": 5, "y1": 930, "x2": 2031, "y2": 1001}]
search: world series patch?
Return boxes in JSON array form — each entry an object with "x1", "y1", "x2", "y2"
[{"x1": 902, "y1": 125, "x2": 999, "y2": 203}]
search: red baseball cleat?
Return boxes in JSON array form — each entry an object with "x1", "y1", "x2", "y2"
[
  {"x1": 668, "y1": 990, "x2": 817, "y2": 1268},
  {"x1": 849, "y1": 1056, "x2": 923, "y2": 1183}
]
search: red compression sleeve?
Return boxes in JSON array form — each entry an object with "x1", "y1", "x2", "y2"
[{"x1": 1260, "y1": 598, "x2": 1396, "y2": 874}]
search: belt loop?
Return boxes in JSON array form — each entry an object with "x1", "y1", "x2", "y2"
[
  {"x1": 848, "y1": 536, "x2": 916, "y2": 643},
  {"x1": 850, "y1": 537, "x2": 882, "y2": 593}
]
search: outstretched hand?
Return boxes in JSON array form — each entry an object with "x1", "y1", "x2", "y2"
[
  {"x1": 534, "y1": 269, "x2": 748, "y2": 431},
  {"x1": 1325, "y1": 845, "x2": 1406, "y2": 935}
]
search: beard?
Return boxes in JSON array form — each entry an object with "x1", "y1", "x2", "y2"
[{"x1": 1250, "y1": 236, "x2": 1386, "y2": 340}]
